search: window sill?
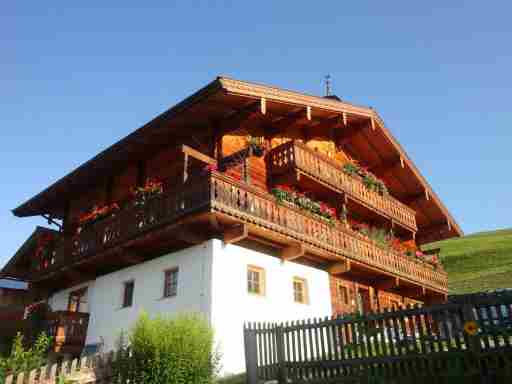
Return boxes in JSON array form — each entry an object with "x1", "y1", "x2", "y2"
[
  {"x1": 247, "y1": 292, "x2": 266, "y2": 298},
  {"x1": 158, "y1": 295, "x2": 177, "y2": 301}
]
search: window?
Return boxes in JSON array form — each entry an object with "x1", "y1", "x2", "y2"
[
  {"x1": 247, "y1": 265, "x2": 265, "y2": 296},
  {"x1": 337, "y1": 284, "x2": 349, "y2": 305},
  {"x1": 293, "y1": 277, "x2": 309, "y2": 304},
  {"x1": 164, "y1": 268, "x2": 179, "y2": 298},
  {"x1": 68, "y1": 287, "x2": 88, "y2": 312},
  {"x1": 122, "y1": 281, "x2": 134, "y2": 308}
]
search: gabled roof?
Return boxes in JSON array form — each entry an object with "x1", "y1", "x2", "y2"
[
  {"x1": 1, "y1": 226, "x2": 59, "y2": 280},
  {"x1": 11, "y1": 76, "x2": 462, "y2": 243}
]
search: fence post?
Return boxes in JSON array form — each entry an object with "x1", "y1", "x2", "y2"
[
  {"x1": 276, "y1": 324, "x2": 288, "y2": 384},
  {"x1": 244, "y1": 324, "x2": 258, "y2": 384}
]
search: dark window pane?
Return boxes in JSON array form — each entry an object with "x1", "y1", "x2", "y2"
[
  {"x1": 164, "y1": 269, "x2": 179, "y2": 297},
  {"x1": 123, "y1": 281, "x2": 134, "y2": 307}
]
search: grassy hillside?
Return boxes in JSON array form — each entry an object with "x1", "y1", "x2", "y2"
[{"x1": 424, "y1": 228, "x2": 512, "y2": 294}]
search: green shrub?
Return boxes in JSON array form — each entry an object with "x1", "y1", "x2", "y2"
[
  {"x1": 112, "y1": 312, "x2": 221, "y2": 384},
  {"x1": 0, "y1": 332, "x2": 52, "y2": 381}
]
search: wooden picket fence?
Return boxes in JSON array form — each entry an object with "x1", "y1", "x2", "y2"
[
  {"x1": 3, "y1": 351, "x2": 116, "y2": 384},
  {"x1": 244, "y1": 291, "x2": 512, "y2": 383}
]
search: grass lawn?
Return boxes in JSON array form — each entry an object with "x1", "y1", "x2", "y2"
[{"x1": 424, "y1": 228, "x2": 512, "y2": 294}]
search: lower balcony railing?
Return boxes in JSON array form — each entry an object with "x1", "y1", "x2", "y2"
[
  {"x1": 46, "y1": 311, "x2": 89, "y2": 354},
  {"x1": 36, "y1": 172, "x2": 447, "y2": 293}
]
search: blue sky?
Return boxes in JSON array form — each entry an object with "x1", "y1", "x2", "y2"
[{"x1": 1, "y1": 1, "x2": 511, "y2": 267}]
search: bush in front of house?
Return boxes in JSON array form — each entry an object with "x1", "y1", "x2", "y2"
[
  {"x1": 0, "y1": 332, "x2": 52, "y2": 382},
  {"x1": 112, "y1": 312, "x2": 221, "y2": 384}
]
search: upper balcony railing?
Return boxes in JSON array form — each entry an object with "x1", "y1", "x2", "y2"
[
  {"x1": 35, "y1": 172, "x2": 445, "y2": 293},
  {"x1": 268, "y1": 141, "x2": 417, "y2": 231}
]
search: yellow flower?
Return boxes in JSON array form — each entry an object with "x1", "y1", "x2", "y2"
[{"x1": 463, "y1": 320, "x2": 479, "y2": 336}]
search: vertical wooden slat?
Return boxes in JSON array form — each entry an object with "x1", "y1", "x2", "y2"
[
  {"x1": 479, "y1": 305, "x2": 492, "y2": 350},
  {"x1": 305, "y1": 318, "x2": 314, "y2": 379},
  {"x1": 27, "y1": 368, "x2": 37, "y2": 384},
  {"x1": 297, "y1": 320, "x2": 305, "y2": 379}
]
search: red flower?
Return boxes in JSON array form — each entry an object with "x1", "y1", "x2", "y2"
[
  {"x1": 275, "y1": 184, "x2": 294, "y2": 192},
  {"x1": 204, "y1": 164, "x2": 218, "y2": 172}
]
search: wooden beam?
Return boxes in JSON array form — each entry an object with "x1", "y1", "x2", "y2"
[
  {"x1": 374, "y1": 277, "x2": 400, "y2": 291},
  {"x1": 418, "y1": 221, "x2": 452, "y2": 238},
  {"x1": 400, "y1": 285, "x2": 427, "y2": 300},
  {"x1": 174, "y1": 227, "x2": 207, "y2": 245},
  {"x1": 260, "y1": 97, "x2": 266, "y2": 115},
  {"x1": 63, "y1": 268, "x2": 95, "y2": 283},
  {"x1": 281, "y1": 243, "x2": 305, "y2": 261},
  {"x1": 271, "y1": 108, "x2": 310, "y2": 132},
  {"x1": 182, "y1": 152, "x2": 189, "y2": 183},
  {"x1": 217, "y1": 101, "x2": 261, "y2": 134},
  {"x1": 181, "y1": 145, "x2": 217, "y2": 165},
  {"x1": 121, "y1": 249, "x2": 146, "y2": 265},
  {"x1": 370, "y1": 156, "x2": 405, "y2": 176},
  {"x1": 403, "y1": 189, "x2": 430, "y2": 206},
  {"x1": 327, "y1": 260, "x2": 351, "y2": 275},
  {"x1": 223, "y1": 223, "x2": 248, "y2": 244},
  {"x1": 337, "y1": 119, "x2": 372, "y2": 147}
]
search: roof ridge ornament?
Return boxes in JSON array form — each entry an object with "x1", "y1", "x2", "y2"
[{"x1": 325, "y1": 74, "x2": 331, "y2": 97}]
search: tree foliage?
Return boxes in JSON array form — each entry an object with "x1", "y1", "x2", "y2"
[{"x1": 0, "y1": 332, "x2": 52, "y2": 382}]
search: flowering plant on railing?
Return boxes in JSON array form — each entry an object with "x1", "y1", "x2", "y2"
[
  {"x1": 342, "y1": 160, "x2": 389, "y2": 196},
  {"x1": 349, "y1": 220, "x2": 441, "y2": 268},
  {"x1": 131, "y1": 178, "x2": 164, "y2": 206},
  {"x1": 351, "y1": 221, "x2": 392, "y2": 249},
  {"x1": 271, "y1": 185, "x2": 337, "y2": 226},
  {"x1": 35, "y1": 233, "x2": 56, "y2": 269},
  {"x1": 24, "y1": 301, "x2": 50, "y2": 320},
  {"x1": 79, "y1": 203, "x2": 120, "y2": 227},
  {"x1": 202, "y1": 163, "x2": 218, "y2": 174},
  {"x1": 413, "y1": 250, "x2": 442, "y2": 269}
]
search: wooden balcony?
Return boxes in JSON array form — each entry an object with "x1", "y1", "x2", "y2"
[
  {"x1": 46, "y1": 311, "x2": 89, "y2": 356},
  {"x1": 34, "y1": 172, "x2": 446, "y2": 297},
  {"x1": 268, "y1": 141, "x2": 417, "y2": 232}
]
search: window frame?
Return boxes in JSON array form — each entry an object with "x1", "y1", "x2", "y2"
[
  {"x1": 292, "y1": 276, "x2": 309, "y2": 305},
  {"x1": 122, "y1": 280, "x2": 135, "y2": 308},
  {"x1": 247, "y1": 265, "x2": 266, "y2": 296},
  {"x1": 163, "y1": 267, "x2": 179, "y2": 298},
  {"x1": 67, "y1": 287, "x2": 88, "y2": 313},
  {"x1": 337, "y1": 283, "x2": 349, "y2": 305}
]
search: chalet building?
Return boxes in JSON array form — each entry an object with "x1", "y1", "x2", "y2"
[{"x1": 1, "y1": 77, "x2": 462, "y2": 374}]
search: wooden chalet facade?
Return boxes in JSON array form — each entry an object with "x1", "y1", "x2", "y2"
[{"x1": 1, "y1": 77, "x2": 461, "y2": 364}]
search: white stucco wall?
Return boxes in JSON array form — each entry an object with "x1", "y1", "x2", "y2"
[
  {"x1": 47, "y1": 239, "x2": 331, "y2": 376},
  {"x1": 209, "y1": 239, "x2": 332, "y2": 375},
  {"x1": 47, "y1": 241, "x2": 213, "y2": 352}
]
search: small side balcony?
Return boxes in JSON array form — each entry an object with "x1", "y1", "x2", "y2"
[
  {"x1": 46, "y1": 311, "x2": 90, "y2": 356},
  {"x1": 268, "y1": 141, "x2": 417, "y2": 232}
]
